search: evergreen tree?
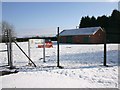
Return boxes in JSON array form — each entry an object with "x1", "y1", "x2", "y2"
[
  {"x1": 90, "y1": 16, "x2": 97, "y2": 27},
  {"x1": 79, "y1": 9, "x2": 120, "y2": 43}
]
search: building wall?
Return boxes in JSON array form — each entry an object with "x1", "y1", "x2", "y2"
[
  {"x1": 60, "y1": 29, "x2": 104, "y2": 44},
  {"x1": 60, "y1": 36, "x2": 67, "y2": 43},
  {"x1": 90, "y1": 29, "x2": 105, "y2": 43},
  {"x1": 73, "y1": 35, "x2": 89, "y2": 44}
]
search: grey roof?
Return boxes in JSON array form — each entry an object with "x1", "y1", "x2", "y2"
[{"x1": 59, "y1": 27, "x2": 103, "y2": 36}]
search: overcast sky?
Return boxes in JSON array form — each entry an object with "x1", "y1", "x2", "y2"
[{"x1": 2, "y1": 1, "x2": 119, "y2": 37}]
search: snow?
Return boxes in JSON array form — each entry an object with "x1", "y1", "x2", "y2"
[
  {"x1": 0, "y1": 42, "x2": 119, "y2": 88},
  {"x1": 2, "y1": 71, "x2": 96, "y2": 88}
]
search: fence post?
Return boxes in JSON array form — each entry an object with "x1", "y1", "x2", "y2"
[
  {"x1": 43, "y1": 39, "x2": 45, "y2": 62},
  {"x1": 6, "y1": 30, "x2": 10, "y2": 66},
  {"x1": 8, "y1": 29, "x2": 13, "y2": 69},
  {"x1": 104, "y1": 29, "x2": 107, "y2": 66},
  {"x1": 28, "y1": 40, "x2": 31, "y2": 65},
  {"x1": 57, "y1": 27, "x2": 60, "y2": 67}
]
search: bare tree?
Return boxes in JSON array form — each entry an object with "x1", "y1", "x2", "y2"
[{"x1": 1, "y1": 21, "x2": 16, "y2": 42}]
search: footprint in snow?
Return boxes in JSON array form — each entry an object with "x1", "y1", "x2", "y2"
[{"x1": 79, "y1": 75, "x2": 82, "y2": 78}]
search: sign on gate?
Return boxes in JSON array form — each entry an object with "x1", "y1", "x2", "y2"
[
  {"x1": 28, "y1": 39, "x2": 46, "y2": 62},
  {"x1": 29, "y1": 39, "x2": 44, "y2": 48},
  {"x1": 28, "y1": 39, "x2": 53, "y2": 63},
  {"x1": 29, "y1": 39, "x2": 53, "y2": 48}
]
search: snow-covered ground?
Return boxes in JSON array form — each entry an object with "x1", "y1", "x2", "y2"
[{"x1": 0, "y1": 42, "x2": 119, "y2": 88}]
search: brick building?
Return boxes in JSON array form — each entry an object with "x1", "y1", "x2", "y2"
[{"x1": 59, "y1": 27, "x2": 105, "y2": 44}]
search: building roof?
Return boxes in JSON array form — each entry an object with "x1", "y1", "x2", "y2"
[{"x1": 59, "y1": 27, "x2": 103, "y2": 36}]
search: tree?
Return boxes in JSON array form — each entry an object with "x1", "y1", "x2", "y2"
[
  {"x1": 79, "y1": 16, "x2": 97, "y2": 28},
  {"x1": 79, "y1": 16, "x2": 92, "y2": 28},
  {"x1": 90, "y1": 16, "x2": 97, "y2": 27},
  {"x1": 79, "y1": 17, "x2": 85, "y2": 28},
  {"x1": 96, "y1": 15, "x2": 109, "y2": 28},
  {"x1": 79, "y1": 9, "x2": 120, "y2": 43},
  {"x1": 84, "y1": 16, "x2": 91, "y2": 27},
  {"x1": 1, "y1": 21, "x2": 16, "y2": 42}
]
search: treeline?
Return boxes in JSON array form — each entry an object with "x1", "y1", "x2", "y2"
[
  {"x1": 79, "y1": 9, "x2": 120, "y2": 43},
  {"x1": 16, "y1": 36, "x2": 57, "y2": 42}
]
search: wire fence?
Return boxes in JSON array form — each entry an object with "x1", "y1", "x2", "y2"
[
  {"x1": 0, "y1": 41, "x2": 118, "y2": 68},
  {"x1": 0, "y1": 43, "x2": 8, "y2": 67}
]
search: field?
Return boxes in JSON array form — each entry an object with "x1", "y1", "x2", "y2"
[{"x1": 0, "y1": 42, "x2": 119, "y2": 88}]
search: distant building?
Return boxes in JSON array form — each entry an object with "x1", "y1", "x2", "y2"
[{"x1": 59, "y1": 27, "x2": 105, "y2": 44}]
